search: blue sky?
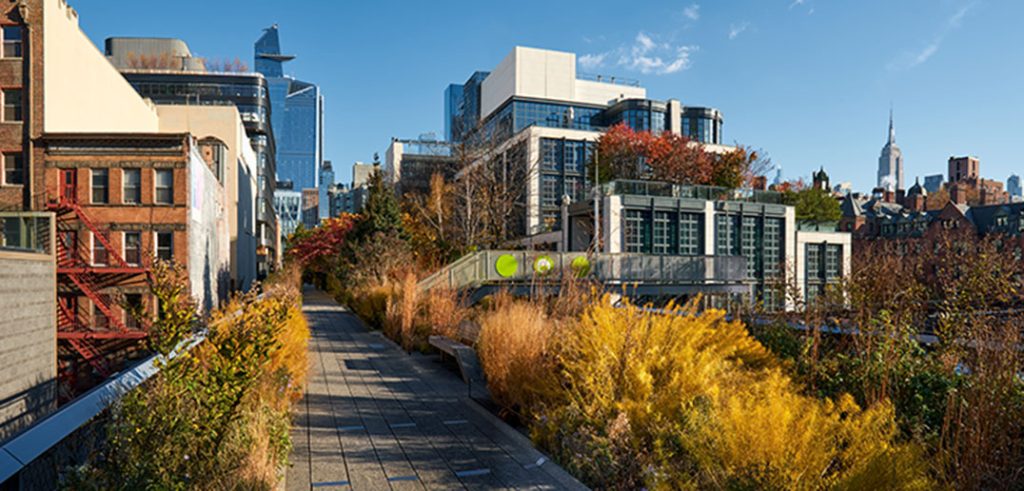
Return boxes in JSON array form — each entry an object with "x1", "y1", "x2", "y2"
[{"x1": 76, "y1": 0, "x2": 1021, "y2": 192}]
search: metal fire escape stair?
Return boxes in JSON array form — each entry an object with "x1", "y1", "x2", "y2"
[{"x1": 47, "y1": 198, "x2": 151, "y2": 384}]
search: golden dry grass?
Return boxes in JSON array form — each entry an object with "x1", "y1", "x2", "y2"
[{"x1": 476, "y1": 293, "x2": 560, "y2": 416}]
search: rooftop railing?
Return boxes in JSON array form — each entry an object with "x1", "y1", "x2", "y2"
[
  {"x1": 603, "y1": 180, "x2": 785, "y2": 205},
  {"x1": 576, "y1": 72, "x2": 642, "y2": 88}
]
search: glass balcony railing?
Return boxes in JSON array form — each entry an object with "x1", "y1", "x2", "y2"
[{"x1": 602, "y1": 180, "x2": 784, "y2": 205}]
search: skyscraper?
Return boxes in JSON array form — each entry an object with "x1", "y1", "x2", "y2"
[
  {"x1": 1007, "y1": 174, "x2": 1021, "y2": 201},
  {"x1": 255, "y1": 25, "x2": 323, "y2": 191},
  {"x1": 443, "y1": 83, "x2": 463, "y2": 142},
  {"x1": 877, "y1": 109, "x2": 904, "y2": 191},
  {"x1": 319, "y1": 160, "x2": 334, "y2": 218}
]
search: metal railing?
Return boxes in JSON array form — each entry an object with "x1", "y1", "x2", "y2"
[
  {"x1": 419, "y1": 250, "x2": 747, "y2": 292},
  {"x1": 604, "y1": 180, "x2": 785, "y2": 205}
]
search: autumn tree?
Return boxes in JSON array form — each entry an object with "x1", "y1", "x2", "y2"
[
  {"x1": 593, "y1": 123, "x2": 769, "y2": 188},
  {"x1": 403, "y1": 173, "x2": 459, "y2": 267}
]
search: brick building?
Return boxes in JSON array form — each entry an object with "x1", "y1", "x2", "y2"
[{"x1": 0, "y1": 0, "x2": 234, "y2": 395}]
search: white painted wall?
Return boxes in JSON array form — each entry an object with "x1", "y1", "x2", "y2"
[
  {"x1": 43, "y1": 0, "x2": 159, "y2": 133},
  {"x1": 158, "y1": 105, "x2": 258, "y2": 292},
  {"x1": 384, "y1": 140, "x2": 402, "y2": 184},
  {"x1": 186, "y1": 142, "x2": 228, "y2": 311},
  {"x1": 603, "y1": 195, "x2": 622, "y2": 253},
  {"x1": 574, "y1": 79, "x2": 645, "y2": 107},
  {"x1": 480, "y1": 46, "x2": 646, "y2": 120}
]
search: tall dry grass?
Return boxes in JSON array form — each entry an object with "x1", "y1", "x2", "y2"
[
  {"x1": 477, "y1": 292, "x2": 560, "y2": 418},
  {"x1": 384, "y1": 272, "x2": 422, "y2": 351},
  {"x1": 422, "y1": 286, "x2": 467, "y2": 339}
]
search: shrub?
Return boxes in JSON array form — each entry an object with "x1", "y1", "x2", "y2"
[
  {"x1": 523, "y1": 296, "x2": 933, "y2": 489},
  {"x1": 346, "y1": 281, "x2": 393, "y2": 330},
  {"x1": 69, "y1": 270, "x2": 309, "y2": 489}
]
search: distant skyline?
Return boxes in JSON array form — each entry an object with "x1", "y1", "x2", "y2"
[{"x1": 75, "y1": 0, "x2": 1022, "y2": 192}]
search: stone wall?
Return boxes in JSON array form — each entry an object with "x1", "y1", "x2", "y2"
[{"x1": 0, "y1": 249, "x2": 56, "y2": 443}]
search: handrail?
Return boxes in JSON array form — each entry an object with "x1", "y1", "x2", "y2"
[
  {"x1": 418, "y1": 250, "x2": 749, "y2": 293},
  {"x1": 0, "y1": 294, "x2": 263, "y2": 482}
]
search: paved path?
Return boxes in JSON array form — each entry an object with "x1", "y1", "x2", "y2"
[{"x1": 287, "y1": 287, "x2": 587, "y2": 490}]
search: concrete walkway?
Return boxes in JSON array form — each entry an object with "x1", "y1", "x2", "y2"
[{"x1": 286, "y1": 287, "x2": 587, "y2": 490}]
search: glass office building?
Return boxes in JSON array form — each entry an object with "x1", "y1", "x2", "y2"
[
  {"x1": 538, "y1": 137, "x2": 595, "y2": 231},
  {"x1": 255, "y1": 25, "x2": 323, "y2": 192},
  {"x1": 444, "y1": 84, "x2": 463, "y2": 142},
  {"x1": 681, "y1": 107, "x2": 723, "y2": 145},
  {"x1": 601, "y1": 99, "x2": 669, "y2": 134}
]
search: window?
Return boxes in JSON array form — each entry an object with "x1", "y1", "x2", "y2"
[
  {"x1": 565, "y1": 141, "x2": 585, "y2": 173},
  {"x1": 763, "y1": 218, "x2": 783, "y2": 278},
  {"x1": 624, "y1": 210, "x2": 651, "y2": 253},
  {"x1": 122, "y1": 168, "x2": 141, "y2": 204},
  {"x1": 94, "y1": 299, "x2": 109, "y2": 330},
  {"x1": 540, "y1": 139, "x2": 561, "y2": 171},
  {"x1": 3, "y1": 153, "x2": 22, "y2": 185},
  {"x1": 825, "y1": 244, "x2": 842, "y2": 280},
  {"x1": 91, "y1": 169, "x2": 108, "y2": 204},
  {"x1": 741, "y1": 216, "x2": 762, "y2": 280},
  {"x1": 2, "y1": 26, "x2": 21, "y2": 58},
  {"x1": 3, "y1": 88, "x2": 21, "y2": 122},
  {"x1": 125, "y1": 294, "x2": 143, "y2": 329},
  {"x1": 92, "y1": 234, "x2": 107, "y2": 266},
  {"x1": 805, "y1": 243, "x2": 843, "y2": 304},
  {"x1": 156, "y1": 232, "x2": 173, "y2": 261},
  {"x1": 679, "y1": 213, "x2": 702, "y2": 255},
  {"x1": 716, "y1": 214, "x2": 740, "y2": 256},
  {"x1": 564, "y1": 176, "x2": 583, "y2": 203},
  {"x1": 124, "y1": 232, "x2": 141, "y2": 266},
  {"x1": 652, "y1": 211, "x2": 677, "y2": 255},
  {"x1": 155, "y1": 169, "x2": 173, "y2": 204},
  {"x1": 541, "y1": 175, "x2": 560, "y2": 207}
]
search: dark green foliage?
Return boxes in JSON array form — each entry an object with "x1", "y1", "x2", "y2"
[
  {"x1": 353, "y1": 169, "x2": 404, "y2": 241},
  {"x1": 783, "y1": 188, "x2": 841, "y2": 223}
]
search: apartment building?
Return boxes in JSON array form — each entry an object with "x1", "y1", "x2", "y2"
[
  {"x1": 106, "y1": 37, "x2": 279, "y2": 278},
  {"x1": 567, "y1": 180, "x2": 851, "y2": 308},
  {"x1": 157, "y1": 105, "x2": 259, "y2": 292},
  {"x1": 0, "y1": 0, "x2": 242, "y2": 397}
]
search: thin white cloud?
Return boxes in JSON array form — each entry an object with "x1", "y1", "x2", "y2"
[
  {"x1": 728, "y1": 22, "x2": 750, "y2": 40},
  {"x1": 911, "y1": 42, "x2": 940, "y2": 66},
  {"x1": 578, "y1": 53, "x2": 607, "y2": 70},
  {"x1": 888, "y1": 2, "x2": 976, "y2": 70},
  {"x1": 619, "y1": 32, "x2": 697, "y2": 75},
  {"x1": 789, "y1": 0, "x2": 805, "y2": 9},
  {"x1": 948, "y1": 3, "x2": 973, "y2": 27},
  {"x1": 579, "y1": 32, "x2": 698, "y2": 76},
  {"x1": 683, "y1": 4, "x2": 700, "y2": 21}
]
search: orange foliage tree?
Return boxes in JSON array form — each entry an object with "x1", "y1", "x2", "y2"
[{"x1": 595, "y1": 123, "x2": 768, "y2": 188}]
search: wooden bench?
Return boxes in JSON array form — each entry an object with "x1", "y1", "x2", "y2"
[{"x1": 429, "y1": 321, "x2": 487, "y2": 394}]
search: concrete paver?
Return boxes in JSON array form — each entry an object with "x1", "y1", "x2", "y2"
[{"x1": 287, "y1": 287, "x2": 587, "y2": 491}]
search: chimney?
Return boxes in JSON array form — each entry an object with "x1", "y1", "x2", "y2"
[{"x1": 950, "y1": 183, "x2": 968, "y2": 205}]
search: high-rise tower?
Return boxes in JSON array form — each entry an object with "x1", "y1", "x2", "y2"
[{"x1": 877, "y1": 109, "x2": 904, "y2": 191}]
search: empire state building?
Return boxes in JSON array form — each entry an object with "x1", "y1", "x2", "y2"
[{"x1": 877, "y1": 110, "x2": 904, "y2": 191}]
